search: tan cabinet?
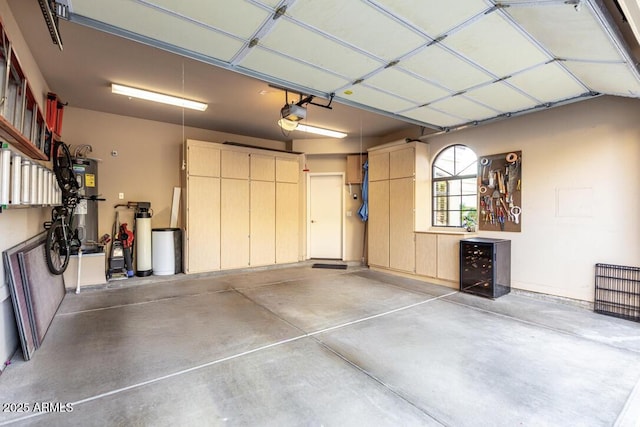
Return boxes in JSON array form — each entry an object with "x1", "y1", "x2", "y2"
[
  {"x1": 367, "y1": 141, "x2": 429, "y2": 274},
  {"x1": 188, "y1": 144, "x2": 220, "y2": 177},
  {"x1": 368, "y1": 180, "x2": 389, "y2": 268},
  {"x1": 368, "y1": 151, "x2": 389, "y2": 182},
  {"x1": 415, "y1": 232, "x2": 466, "y2": 284},
  {"x1": 274, "y1": 157, "x2": 300, "y2": 264},
  {"x1": 415, "y1": 233, "x2": 437, "y2": 277},
  {"x1": 250, "y1": 180, "x2": 275, "y2": 266},
  {"x1": 250, "y1": 154, "x2": 275, "y2": 181},
  {"x1": 276, "y1": 158, "x2": 299, "y2": 183},
  {"x1": 185, "y1": 141, "x2": 221, "y2": 273},
  {"x1": 437, "y1": 234, "x2": 461, "y2": 282},
  {"x1": 186, "y1": 176, "x2": 220, "y2": 273},
  {"x1": 184, "y1": 140, "x2": 301, "y2": 274},
  {"x1": 221, "y1": 178, "x2": 250, "y2": 269},
  {"x1": 346, "y1": 154, "x2": 367, "y2": 184},
  {"x1": 276, "y1": 182, "x2": 299, "y2": 263},
  {"x1": 390, "y1": 146, "x2": 415, "y2": 179},
  {"x1": 389, "y1": 177, "x2": 415, "y2": 272},
  {"x1": 221, "y1": 150, "x2": 250, "y2": 179}
]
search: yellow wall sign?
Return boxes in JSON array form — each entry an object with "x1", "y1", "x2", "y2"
[{"x1": 85, "y1": 173, "x2": 95, "y2": 187}]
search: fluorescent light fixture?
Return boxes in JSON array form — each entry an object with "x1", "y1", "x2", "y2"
[
  {"x1": 298, "y1": 123, "x2": 347, "y2": 138},
  {"x1": 111, "y1": 83, "x2": 208, "y2": 111},
  {"x1": 277, "y1": 119, "x2": 347, "y2": 138}
]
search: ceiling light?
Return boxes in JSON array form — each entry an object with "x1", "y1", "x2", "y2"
[
  {"x1": 111, "y1": 83, "x2": 208, "y2": 111},
  {"x1": 277, "y1": 120, "x2": 347, "y2": 138},
  {"x1": 278, "y1": 118, "x2": 299, "y2": 131},
  {"x1": 297, "y1": 123, "x2": 347, "y2": 138}
]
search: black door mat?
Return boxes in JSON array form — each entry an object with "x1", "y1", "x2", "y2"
[{"x1": 312, "y1": 263, "x2": 347, "y2": 270}]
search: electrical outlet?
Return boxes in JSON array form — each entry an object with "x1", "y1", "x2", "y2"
[{"x1": 118, "y1": 193, "x2": 124, "y2": 200}]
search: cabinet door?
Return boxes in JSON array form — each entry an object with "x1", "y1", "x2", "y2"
[
  {"x1": 389, "y1": 177, "x2": 415, "y2": 272},
  {"x1": 368, "y1": 151, "x2": 389, "y2": 182},
  {"x1": 186, "y1": 176, "x2": 220, "y2": 273},
  {"x1": 276, "y1": 182, "x2": 299, "y2": 263},
  {"x1": 416, "y1": 233, "x2": 437, "y2": 277},
  {"x1": 390, "y1": 147, "x2": 415, "y2": 179},
  {"x1": 437, "y1": 234, "x2": 461, "y2": 282},
  {"x1": 346, "y1": 154, "x2": 367, "y2": 184},
  {"x1": 187, "y1": 143, "x2": 220, "y2": 177},
  {"x1": 221, "y1": 150, "x2": 250, "y2": 179},
  {"x1": 276, "y1": 158, "x2": 299, "y2": 183},
  {"x1": 368, "y1": 180, "x2": 389, "y2": 268},
  {"x1": 250, "y1": 154, "x2": 275, "y2": 181},
  {"x1": 250, "y1": 180, "x2": 275, "y2": 266},
  {"x1": 221, "y1": 178, "x2": 250, "y2": 269}
]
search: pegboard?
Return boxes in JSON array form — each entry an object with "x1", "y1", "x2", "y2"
[{"x1": 478, "y1": 151, "x2": 522, "y2": 232}]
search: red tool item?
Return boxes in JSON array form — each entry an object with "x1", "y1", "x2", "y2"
[
  {"x1": 45, "y1": 92, "x2": 66, "y2": 135},
  {"x1": 46, "y1": 93, "x2": 57, "y2": 130},
  {"x1": 119, "y1": 223, "x2": 134, "y2": 248},
  {"x1": 56, "y1": 100, "x2": 65, "y2": 135},
  {"x1": 119, "y1": 223, "x2": 135, "y2": 277}
]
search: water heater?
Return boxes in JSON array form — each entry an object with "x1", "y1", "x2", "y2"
[{"x1": 72, "y1": 157, "x2": 99, "y2": 253}]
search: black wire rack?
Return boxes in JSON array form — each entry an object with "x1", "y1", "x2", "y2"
[{"x1": 594, "y1": 263, "x2": 640, "y2": 322}]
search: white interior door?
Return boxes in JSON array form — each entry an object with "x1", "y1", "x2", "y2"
[{"x1": 309, "y1": 174, "x2": 343, "y2": 259}]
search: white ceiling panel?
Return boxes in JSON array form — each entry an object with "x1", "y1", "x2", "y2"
[
  {"x1": 508, "y1": 62, "x2": 586, "y2": 102},
  {"x1": 69, "y1": 0, "x2": 245, "y2": 61},
  {"x1": 286, "y1": 0, "x2": 427, "y2": 60},
  {"x1": 256, "y1": 0, "x2": 281, "y2": 7},
  {"x1": 506, "y1": 3, "x2": 623, "y2": 62},
  {"x1": 145, "y1": 0, "x2": 270, "y2": 39},
  {"x1": 464, "y1": 82, "x2": 538, "y2": 113},
  {"x1": 259, "y1": 19, "x2": 382, "y2": 79},
  {"x1": 68, "y1": 0, "x2": 123, "y2": 16},
  {"x1": 364, "y1": 68, "x2": 450, "y2": 104},
  {"x1": 66, "y1": 0, "x2": 640, "y2": 133},
  {"x1": 443, "y1": 12, "x2": 550, "y2": 77},
  {"x1": 400, "y1": 44, "x2": 494, "y2": 92},
  {"x1": 402, "y1": 106, "x2": 466, "y2": 128},
  {"x1": 374, "y1": 0, "x2": 490, "y2": 37},
  {"x1": 339, "y1": 85, "x2": 416, "y2": 113},
  {"x1": 429, "y1": 96, "x2": 497, "y2": 121},
  {"x1": 240, "y1": 47, "x2": 350, "y2": 93},
  {"x1": 563, "y1": 61, "x2": 640, "y2": 97}
]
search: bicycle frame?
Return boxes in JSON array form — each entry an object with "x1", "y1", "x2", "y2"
[
  {"x1": 51, "y1": 204, "x2": 78, "y2": 247},
  {"x1": 44, "y1": 140, "x2": 80, "y2": 275}
]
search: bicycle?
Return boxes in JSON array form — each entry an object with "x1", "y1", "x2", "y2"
[{"x1": 44, "y1": 140, "x2": 103, "y2": 275}]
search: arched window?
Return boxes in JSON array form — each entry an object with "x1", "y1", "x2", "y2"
[{"x1": 432, "y1": 144, "x2": 477, "y2": 228}]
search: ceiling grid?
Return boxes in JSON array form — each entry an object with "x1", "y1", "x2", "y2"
[{"x1": 66, "y1": 0, "x2": 640, "y2": 130}]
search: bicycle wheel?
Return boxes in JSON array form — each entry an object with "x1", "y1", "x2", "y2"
[
  {"x1": 45, "y1": 218, "x2": 71, "y2": 275},
  {"x1": 52, "y1": 140, "x2": 78, "y2": 195}
]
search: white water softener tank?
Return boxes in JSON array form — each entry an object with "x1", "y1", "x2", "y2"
[
  {"x1": 135, "y1": 203, "x2": 152, "y2": 277},
  {"x1": 152, "y1": 228, "x2": 181, "y2": 275}
]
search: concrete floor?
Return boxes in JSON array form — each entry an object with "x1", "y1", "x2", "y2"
[{"x1": 0, "y1": 264, "x2": 639, "y2": 426}]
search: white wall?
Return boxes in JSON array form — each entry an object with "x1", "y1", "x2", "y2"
[
  {"x1": 426, "y1": 96, "x2": 640, "y2": 301},
  {"x1": 62, "y1": 108, "x2": 287, "y2": 239},
  {"x1": 304, "y1": 155, "x2": 367, "y2": 262},
  {"x1": 0, "y1": 1, "x2": 48, "y2": 108},
  {"x1": 293, "y1": 136, "x2": 381, "y2": 154}
]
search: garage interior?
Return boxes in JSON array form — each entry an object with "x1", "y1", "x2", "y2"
[{"x1": 0, "y1": 0, "x2": 640, "y2": 425}]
